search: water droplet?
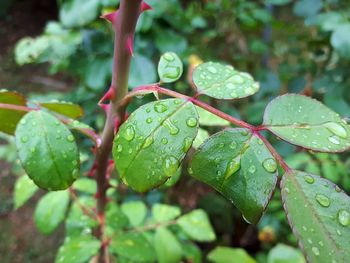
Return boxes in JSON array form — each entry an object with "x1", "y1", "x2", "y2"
[
  {"x1": 163, "y1": 68, "x2": 181, "y2": 79},
  {"x1": 163, "y1": 156, "x2": 179, "y2": 176},
  {"x1": 337, "y1": 209, "x2": 350, "y2": 226},
  {"x1": 229, "y1": 141, "x2": 237, "y2": 149},
  {"x1": 116, "y1": 144, "x2": 123, "y2": 152},
  {"x1": 21, "y1": 136, "x2": 28, "y2": 143},
  {"x1": 312, "y1": 247, "x2": 320, "y2": 256},
  {"x1": 284, "y1": 187, "x2": 290, "y2": 193},
  {"x1": 302, "y1": 226, "x2": 307, "y2": 231},
  {"x1": 257, "y1": 139, "x2": 263, "y2": 145},
  {"x1": 183, "y1": 137, "x2": 193, "y2": 152},
  {"x1": 186, "y1": 117, "x2": 197, "y2": 128},
  {"x1": 231, "y1": 74, "x2": 244, "y2": 84},
  {"x1": 207, "y1": 66, "x2": 217, "y2": 74},
  {"x1": 315, "y1": 194, "x2": 330, "y2": 207},
  {"x1": 218, "y1": 142, "x2": 225, "y2": 148},
  {"x1": 163, "y1": 52, "x2": 175, "y2": 61},
  {"x1": 262, "y1": 158, "x2": 277, "y2": 173},
  {"x1": 336, "y1": 229, "x2": 342, "y2": 236},
  {"x1": 225, "y1": 156, "x2": 240, "y2": 179},
  {"x1": 67, "y1": 135, "x2": 75, "y2": 142},
  {"x1": 248, "y1": 165, "x2": 256, "y2": 174},
  {"x1": 142, "y1": 136, "x2": 154, "y2": 149},
  {"x1": 161, "y1": 138, "x2": 168, "y2": 145},
  {"x1": 145, "y1": 107, "x2": 151, "y2": 113},
  {"x1": 318, "y1": 241, "x2": 324, "y2": 247},
  {"x1": 124, "y1": 126, "x2": 135, "y2": 141},
  {"x1": 241, "y1": 130, "x2": 249, "y2": 136},
  {"x1": 304, "y1": 175, "x2": 315, "y2": 184},
  {"x1": 162, "y1": 119, "x2": 179, "y2": 135},
  {"x1": 146, "y1": 117, "x2": 153, "y2": 124},
  {"x1": 328, "y1": 135, "x2": 340, "y2": 145},
  {"x1": 187, "y1": 167, "x2": 193, "y2": 175},
  {"x1": 30, "y1": 147, "x2": 36, "y2": 153},
  {"x1": 324, "y1": 122, "x2": 347, "y2": 139},
  {"x1": 154, "y1": 102, "x2": 168, "y2": 113}
]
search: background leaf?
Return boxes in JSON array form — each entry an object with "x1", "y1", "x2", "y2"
[
  {"x1": 155, "y1": 227, "x2": 183, "y2": 263},
  {"x1": 207, "y1": 247, "x2": 256, "y2": 263},
  {"x1": 39, "y1": 101, "x2": 84, "y2": 119},
  {"x1": 14, "y1": 175, "x2": 38, "y2": 209},
  {"x1": 158, "y1": 52, "x2": 183, "y2": 83},
  {"x1": 152, "y1": 204, "x2": 181, "y2": 223},
  {"x1": 267, "y1": 244, "x2": 305, "y2": 263},
  {"x1": 121, "y1": 201, "x2": 147, "y2": 227}
]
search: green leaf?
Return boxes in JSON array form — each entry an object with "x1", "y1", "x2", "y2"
[
  {"x1": 267, "y1": 244, "x2": 305, "y2": 263},
  {"x1": 293, "y1": 0, "x2": 322, "y2": 18},
  {"x1": 106, "y1": 203, "x2": 129, "y2": 232},
  {"x1": 121, "y1": 201, "x2": 147, "y2": 227},
  {"x1": 59, "y1": 0, "x2": 100, "y2": 28},
  {"x1": 34, "y1": 190, "x2": 69, "y2": 235},
  {"x1": 182, "y1": 242, "x2": 202, "y2": 263},
  {"x1": 189, "y1": 129, "x2": 278, "y2": 224},
  {"x1": 129, "y1": 54, "x2": 157, "y2": 88},
  {"x1": 15, "y1": 111, "x2": 80, "y2": 190},
  {"x1": 196, "y1": 106, "x2": 230, "y2": 126},
  {"x1": 331, "y1": 23, "x2": 350, "y2": 59},
  {"x1": 15, "y1": 37, "x2": 49, "y2": 65},
  {"x1": 14, "y1": 175, "x2": 38, "y2": 209},
  {"x1": 158, "y1": 52, "x2": 183, "y2": 83},
  {"x1": 152, "y1": 204, "x2": 181, "y2": 223},
  {"x1": 113, "y1": 99, "x2": 199, "y2": 192},
  {"x1": 0, "y1": 90, "x2": 27, "y2": 135},
  {"x1": 192, "y1": 62, "x2": 260, "y2": 100},
  {"x1": 110, "y1": 232, "x2": 156, "y2": 262},
  {"x1": 192, "y1": 128, "x2": 210, "y2": 149},
  {"x1": 155, "y1": 227, "x2": 183, "y2": 263},
  {"x1": 281, "y1": 170, "x2": 350, "y2": 262},
  {"x1": 160, "y1": 166, "x2": 182, "y2": 188},
  {"x1": 177, "y1": 209, "x2": 216, "y2": 242},
  {"x1": 72, "y1": 178, "x2": 97, "y2": 195},
  {"x1": 39, "y1": 101, "x2": 84, "y2": 119},
  {"x1": 207, "y1": 247, "x2": 256, "y2": 263},
  {"x1": 55, "y1": 235, "x2": 101, "y2": 263},
  {"x1": 263, "y1": 94, "x2": 350, "y2": 152}
]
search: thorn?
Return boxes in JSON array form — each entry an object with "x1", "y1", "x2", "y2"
[
  {"x1": 126, "y1": 35, "x2": 134, "y2": 56},
  {"x1": 114, "y1": 118, "x2": 120, "y2": 134},
  {"x1": 100, "y1": 11, "x2": 118, "y2": 24},
  {"x1": 140, "y1": 1, "x2": 152, "y2": 12},
  {"x1": 99, "y1": 86, "x2": 115, "y2": 104},
  {"x1": 99, "y1": 103, "x2": 110, "y2": 113}
]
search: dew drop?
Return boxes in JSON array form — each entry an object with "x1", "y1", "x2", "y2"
[
  {"x1": 163, "y1": 156, "x2": 179, "y2": 176},
  {"x1": 187, "y1": 167, "x2": 193, "y2": 175},
  {"x1": 207, "y1": 66, "x2": 217, "y2": 74},
  {"x1": 124, "y1": 126, "x2": 135, "y2": 141},
  {"x1": 225, "y1": 156, "x2": 241, "y2": 179},
  {"x1": 143, "y1": 136, "x2": 154, "y2": 149},
  {"x1": 312, "y1": 246, "x2": 320, "y2": 256},
  {"x1": 324, "y1": 122, "x2": 347, "y2": 139},
  {"x1": 30, "y1": 147, "x2": 36, "y2": 153},
  {"x1": 284, "y1": 187, "x2": 290, "y2": 193},
  {"x1": 154, "y1": 102, "x2": 168, "y2": 113},
  {"x1": 229, "y1": 141, "x2": 237, "y2": 149},
  {"x1": 241, "y1": 130, "x2": 249, "y2": 136},
  {"x1": 304, "y1": 175, "x2": 315, "y2": 184},
  {"x1": 146, "y1": 117, "x2": 153, "y2": 124},
  {"x1": 186, "y1": 117, "x2": 198, "y2": 128},
  {"x1": 67, "y1": 135, "x2": 75, "y2": 142},
  {"x1": 248, "y1": 165, "x2": 256, "y2": 174},
  {"x1": 116, "y1": 144, "x2": 123, "y2": 152},
  {"x1": 183, "y1": 137, "x2": 193, "y2": 152},
  {"x1": 328, "y1": 135, "x2": 340, "y2": 145},
  {"x1": 218, "y1": 142, "x2": 225, "y2": 148},
  {"x1": 315, "y1": 194, "x2": 330, "y2": 207},
  {"x1": 337, "y1": 209, "x2": 350, "y2": 226},
  {"x1": 163, "y1": 52, "x2": 175, "y2": 61},
  {"x1": 262, "y1": 158, "x2": 277, "y2": 173},
  {"x1": 163, "y1": 119, "x2": 179, "y2": 135},
  {"x1": 161, "y1": 138, "x2": 168, "y2": 145},
  {"x1": 231, "y1": 74, "x2": 244, "y2": 84},
  {"x1": 21, "y1": 136, "x2": 29, "y2": 143}
]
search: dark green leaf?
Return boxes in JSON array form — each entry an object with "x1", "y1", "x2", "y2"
[
  {"x1": 14, "y1": 175, "x2": 38, "y2": 209},
  {"x1": 39, "y1": 101, "x2": 83, "y2": 119},
  {"x1": 15, "y1": 111, "x2": 80, "y2": 190},
  {"x1": 192, "y1": 62, "x2": 260, "y2": 100},
  {"x1": 207, "y1": 247, "x2": 256, "y2": 263},
  {"x1": 192, "y1": 128, "x2": 210, "y2": 149},
  {"x1": 110, "y1": 232, "x2": 156, "y2": 262},
  {"x1": 263, "y1": 94, "x2": 350, "y2": 152},
  {"x1": 177, "y1": 209, "x2": 216, "y2": 242},
  {"x1": 155, "y1": 227, "x2": 183, "y2": 263},
  {"x1": 106, "y1": 203, "x2": 129, "y2": 232},
  {"x1": 152, "y1": 204, "x2": 181, "y2": 223},
  {"x1": 158, "y1": 52, "x2": 183, "y2": 83},
  {"x1": 189, "y1": 129, "x2": 278, "y2": 224},
  {"x1": 113, "y1": 99, "x2": 198, "y2": 192},
  {"x1": 129, "y1": 54, "x2": 157, "y2": 88},
  {"x1": 55, "y1": 235, "x2": 101, "y2": 263},
  {"x1": 121, "y1": 201, "x2": 147, "y2": 227},
  {"x1": 182, "y1": 242, "x2": 202, "y2": 263},
  {"x1": 0, "y1": 90, "x2": 27, "y2": 135},
  {"x1": 34, "y1": 190, "x2": 69, "y2": 234},
  {"x1": 281, "y1": 170, "x2": 350, "y2": 262}
]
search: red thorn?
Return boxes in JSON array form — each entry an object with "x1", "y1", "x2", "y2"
[
  {"x1": 87, "y1": 162, "x2": 97, "y2": 177},
  {"x1": 126, "y1": 35, "x2": 134, "y2": 56},
  {"x1": 99, "y1": 103, "x2": 110, "y2": 113},
  {"x1": 114, "y1": 118, "x2": 120, "y2": 134},
  {"x1": 99, "y1": 86, "x2": 115, "y2": 104},
  {"x1": 140, "y1": 1, "x2": 152, "y2": 12},
  {"x1": 100, "y1": 11, "x2": 118, "y2": 24}
]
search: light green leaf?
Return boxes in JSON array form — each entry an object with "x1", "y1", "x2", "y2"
[
  {"x1": 155, "y1": 227, "x2": 183, "y2": 263},
  {"x1": 15, "y1": 37, "x2": 49, "y2": 65},
  {"x1": 72, "y1": 178, "x2": 97, "y2": 195},
  {"x1": 263, "y1": 94, "x2": 350, "y2": 152},
  {"x1": 106, "y1": 203, "x2": 129, "y2": 232},
  {"x1": 121, "y1": 201, "x2": 147, "y2": 227},
  {"x1": 331, "y1": 23, "x2": 350, "y2": 59},
  {"x1": 189, "y1": 129, "x2": 278, "y2": 224},
  {"x1": 192, "y1": 128, "x2": 210, "y2": 149},
  {"x1": 152, "y1": 204, "x2": 181, "y2": 223},
  {"x1": 110, "y1": 232, "x2": 156, "y2": 262},
  {"x1": 182, "y1": 242, "x2": 202, "y2": 263},
  {"x1": 196, "y1": 106, "x2": 230, "y2": 126},
  {"x1": 208, "y1": 247, "x2": 256, "y2": 263},
  {"x1": 158, "y1": 52, "x2": 183, "y2": 83},
  {"x1": 161, "y1": 166, "x2": 182, "y2": 188},
  {"x1": 15, "y1": 111, "x2": 80, "y2": 190},
  {"x1": 113, "y1": 99, "x2": 198, "y2": 192},
  {"x1": 129, "y1": 54, "x2": 157, "y2": 88},
  {"x1": 34, "y1": 190, "x2": 69, "y2": 234},
  {"x1": 55, "y1": 235, "x2": 101, "y2": 263},
  {"x1": 281, "y1": 170, "x2": 350, "y2": 263},
  {"x1": 192, "y1": 62, "x2": 259, "y2": 100},
  {"x1": 267, "y1": 244, "x2": 305, "y2": 263},
  {"x1": 177, "y1": 209, "x2": 216, "y2": 242},
  {"x1": 39, "y1": 101, "x2": 84, "y2": 119},
  {"x1": 0, "y1": 90, "x2": 27, "y2": 135},
  {"x1": 14, "y1": 175, "x2": 38, "y2": 209}
]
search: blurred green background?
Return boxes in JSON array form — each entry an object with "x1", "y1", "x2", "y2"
[{"x1": 0, "y1": 0, "x2": 349, "y2": 262}]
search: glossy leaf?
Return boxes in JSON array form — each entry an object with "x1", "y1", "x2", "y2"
[
  {"x1": 192, "y1": 62, "x2": 259, "y2": 99},
  {"x1": 281, "y1": 170, "x2": 350, "y2": 262},
  {"x1": 158, "y1": 52, "x2": 183, "y2": 83},
  {"x1": 267, "y1": 244, "x2": 305, "y2": 263},
  {"x1": 177, "y1": 209, "x2": 216, "y2": 242},
  {"x1": 263, "y1": 94, "x2": 350, "y2": 152},
  {"x1": 121, "y1": 201, "x2": 147, "y2": 227},
  {"x1": 55, "y1": 235, "x2": 101, "y2": 263},
  {"x1": 34, "y1": 190, "x2": 69, "y2": 235},
  {"x1": 189, "y1": 128, "x2": 278, "y2": 224},
  {"x1": 155, "y1": 227, "x2": 183, "y2": 263},
  {"x1": 192, "y1": 128, "x2": 210, "y2": 149},
  {"x1": 14, "y1": 175, "x2": 38, "y2": 209},
  {"x1": 15, "y1": 111, "x2": 80, "y2": 190},
  {"x1": 113, "y1": 99, "x2": 198, "y2": 192},
  {"x1": 152, "y1": 204, "x2": 181, "y2": 223},
  {"x1": 0, "y1": 90, "x2": 27, "y2": 135},
  {"x1": 110, "y1": 232, "x2": 156, "y2": 262},
  {"x1": 196, "y1": 106, "x2": 230, "y2": 126},
  {"x1": 207, "y1": 247, "x2": 256, "y2": 263},
  {"x1": 39, "y1": 101, "x2": 84, "y2": 119}
]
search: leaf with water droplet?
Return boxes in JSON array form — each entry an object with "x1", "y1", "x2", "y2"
[
  {"x1": 189, "y1": 128, "x2": 278, "y2": 224},
  {"x1": 113, "y1": 99, "x2": 198, "y2": 192},
  {"x1": 158, "y1": 52, "x2": 183, "y2": 83},
  {"x1": 263, "y1": 94, "x2": 350, "y2": 152},
  {"x1": 39, "y1": 101, "x2": 84, "y2": 119},
  {"x1": 192, "y1": 62, "x2": 260, "y2": 99},
  {"x1": 281, "y1": 170, "x2": 350, "y2": 263},
  {"x1": 0, "y1": 90, "x2": 27, "y2": 135},
  {"x1": 15, "y1": 111, "x2": 80, "y2": 190}
]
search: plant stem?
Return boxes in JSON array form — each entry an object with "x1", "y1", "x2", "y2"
[{"x1": 94, "y1": 1, "x2": 142, "y2": 262}]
